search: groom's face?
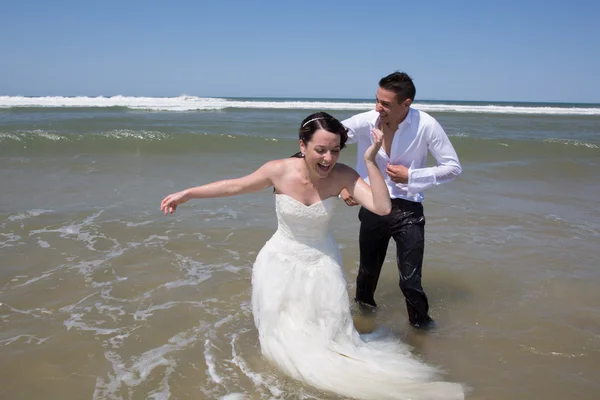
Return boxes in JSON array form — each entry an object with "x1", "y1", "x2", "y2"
[{"x1": 376, "y1": 87, "x2": 411, "y2": 124}]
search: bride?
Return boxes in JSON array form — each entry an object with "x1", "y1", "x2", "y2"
[{"x1": 160, "y1": 112, "x2": 465, "y2": 399}]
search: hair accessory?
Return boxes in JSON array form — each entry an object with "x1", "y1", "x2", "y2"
[{"x1": 301, "y1": 117, "x2": 328, "y2": 128}]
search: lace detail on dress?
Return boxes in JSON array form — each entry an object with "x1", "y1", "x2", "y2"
[{"x1": 274, "y1": 194, "x2": 337, "y2": 245}]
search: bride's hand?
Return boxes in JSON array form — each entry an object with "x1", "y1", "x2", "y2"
[
  {"x1": 364, "y1": 128, "x2": 383, "y2": 163},
  {"x1": 160, "y1": 190, "x2": 189, "y2": 215}
]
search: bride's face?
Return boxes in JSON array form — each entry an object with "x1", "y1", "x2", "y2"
[{"x1": 300, "y1": 129, "x2": 341, "y2": 178}]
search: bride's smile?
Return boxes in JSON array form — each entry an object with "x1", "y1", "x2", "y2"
[{"x1": 300, "y1": 128, "x2": 341, "y2": 179}]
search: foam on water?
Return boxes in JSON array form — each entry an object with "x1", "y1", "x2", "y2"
[
  {"x1": 94, "y1": 321, "x2": 211, "y2": 399},
  {"x1": 7, "y1": 209, "x2": 54, "y2": 221},
  {"x1": 6, "y1": 205, "x2": 261, "y2": 398},
  {"x1": 124, "y1": 220, "x2": 154, "y2": 227},
  {"x1": 520, "y1": 344, "x2": 587, "y2": 359},
  {"x1": 63, "y1": 312, "x2": 121, "y2": 336},
  {"x1": 160, "y1": 254, "x2": 214, "y2": 289},
  {"x1": 2, "y1": 95, "x2": 599, "y2": 115},
  {"x1": 0, "y1": 334, "x2": 50, "y2": 347},
  {"x1": 0, "y1": 133, "x2": 22, "y2": 141},
  {"x1": 220, "y1": 394, "x2": 249, "y2": 400},
  {"x1": 13, "y1": 272, "x2": 54, "y2": 288},
  {"x1": 416, "y1": 103, "x2": 600, "y2": 115},
  {"x1": 133, "y1": 302, "x2": 180, "y2": 321},
  {"x1": 131, "y1": 301, "x2": 212, "y2": 322},
  {"x1": 104, "y1": 129, "x2": 168, "y2": 140},
  {"x1": 543, "y1": 138, "x2": 600, "y2": 148},
  {"x1": 1, "y1": 128, "x2": 598, "y2": 156},
  {"x1": 0, "y1": 232, "x2": 22, "y2": 248},
  {"x1": 37, "y1": 239, "x2": 51, "y2": 248},
  {"x1": 2, "y1": 303, "x2": 53, "y2": 318},
  {"x1": 29, "y1": 210, "x2": 107, "y2": 250},
  {"x1": 0, "y1": 95, "x2": 370, "y2": 111},
  {"x1": 204, "y1": 339, "x2": 224, "y2": 384},
  {"x1": 230, "y1": 333, "x2": 284, "y2": 398},
  {"x1": 0, "y1": 129, "x2": 65, "y2": 141},
  {"x1": 201, "y1": 206, "x2": 239, "y2": 221}
]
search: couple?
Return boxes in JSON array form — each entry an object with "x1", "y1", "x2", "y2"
[{"x1": 161, "y1": 72, "x2": 464, "y2": 399}]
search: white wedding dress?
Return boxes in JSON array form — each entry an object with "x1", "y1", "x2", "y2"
[{"x1": 251, "y1": 194, "x2": 465, "y2": 400}]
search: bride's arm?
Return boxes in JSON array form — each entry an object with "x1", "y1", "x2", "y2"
[
  {"x1": 160, "y1": 159, "x2": 281, "y2": 214},
  {"x1": 337, "y1": 128, "x2": 391, "y2": 216},
  {"x1": 339, "y1": 167, "x2": 391, "y2": 216}
]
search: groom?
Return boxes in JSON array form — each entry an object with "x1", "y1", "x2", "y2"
[{"x1": 340, "y1": 71, "x2": 462, "y2": 329}]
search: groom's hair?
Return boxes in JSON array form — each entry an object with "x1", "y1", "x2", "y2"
[
  {"x1": 289, "y1": 112, "x2": 348, "y2": 158},
  {"x1": 379, "y1": 71, "x2": 416, "y2": 103}
]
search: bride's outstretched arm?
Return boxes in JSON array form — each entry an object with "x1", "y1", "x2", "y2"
[
  {"x1": 160, "y1": 160, "x2": 281, "y2": 215},
  {"x1": 341, "y1": 129, "x2": 391, "y2": 216}
]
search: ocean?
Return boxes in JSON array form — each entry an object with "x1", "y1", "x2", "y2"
[{"x1": 1, "y1": 96, "x2": 599, "y2": 399}]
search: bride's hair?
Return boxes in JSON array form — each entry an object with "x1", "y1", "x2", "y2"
[{"x1": 290, "y1": 112, "x2": 349, "y2": 158}]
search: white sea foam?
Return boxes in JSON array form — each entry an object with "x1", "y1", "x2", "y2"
[
  {"x1": 37, "y1": 239, "x2": 51, "y2": 248},
  {"x1": 204, "y1": 338, "x2": 224, "y2": 384},
  {"x1": 161, "y1": 255, "x2": 214, "y2": 289},
  {"x1": 220, "y1": 394, "x2": 248, "y2": 400},
  {"x1": 1, "y1": 95, "x2": 599, "y2": 115},
  {"x1": 230, "y1": 333, "x2": 283, "y2": 398},
  {"x1": 0, "y1": 334, "x2": 50, "y2": 346},
  {"x1": 8, "y1": 208, "x2": 54, "y2": 221},
  {"x1": 124, "y1": 220, "x2": 154, "y2": 227},
  {"x1": 0, "y1": 133, "x2": 22, "y2": 141},
  {"x1": 63, "y1": 312, "x2": 120, "y2": 335},
  {"x1": 543, "y1": 138, "x2": 599, "y2": 148},
  {"x1": 30, "y1": 130, "x2": 65, "y2": 140},
  {"x1": 104, "y1": 129, "x2": 168, "y2": 140},
  {"x1": 213, "y1": 313, "x2": 238, "y2": 329},
  {"x1": 0, "y1": 232, "x2": 22, "y2": 248},
  {"x1": 1, "y1": 303, "x2": 53, "y2": 318},
  {"x1": 415, "y1": 103, "x2": 600, "y2": 115},
  {"x1": 133, "y1": 301, "x2": 180, "y2": 321},
  {"x1": 13, "y1": 272, "x2": 54, "y2": 288},
  {"x1": 201, "y1": 206, "x2": 239, "y2": 221},
  {"x1": 94, "y1": 322, "x2": 209, "y2": 399},
  {"x1": 94, "y1": 303, "x2": 127, "y2": 323}
]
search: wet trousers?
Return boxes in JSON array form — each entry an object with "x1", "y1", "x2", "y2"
[{"x1": 355, "y1": 198, "x2": 433, "y2": 326}]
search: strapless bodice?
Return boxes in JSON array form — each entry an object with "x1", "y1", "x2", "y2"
[{"x1": 274, "y1": 194, "x2": 337, "y2": 245}]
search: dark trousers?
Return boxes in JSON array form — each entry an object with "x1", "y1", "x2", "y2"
[{"x1": 355, "y1": 198, "x2": 433, "y2": 326}]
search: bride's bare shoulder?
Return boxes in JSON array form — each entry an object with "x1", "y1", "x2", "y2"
[{"x1": 261, "y1": 158, "x2": 302, "y2": 179}]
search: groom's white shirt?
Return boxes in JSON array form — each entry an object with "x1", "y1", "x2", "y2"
[{"x1": 342, "y1": 109, "x2": 462, "y2": 202}]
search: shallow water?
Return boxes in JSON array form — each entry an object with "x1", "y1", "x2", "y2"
[{"x1": 1, "y1": 100, "x2": 599, "y2": 399}]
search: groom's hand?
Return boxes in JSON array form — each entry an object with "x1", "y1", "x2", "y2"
[
  {"x1": 386, "y1": 163, "x2": 409, "y2": 184},
  {"x1": 340, "y1": 188, "x2": 359, "y2": 207}
]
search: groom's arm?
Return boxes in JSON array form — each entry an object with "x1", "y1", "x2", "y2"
[{"x1": 342, "y1": 112, "x2": 371, "y2": 145}]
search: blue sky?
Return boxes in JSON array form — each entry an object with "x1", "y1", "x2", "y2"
[{"x1": 1, "y1": 0, "x2": 598, "y2": 102}]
